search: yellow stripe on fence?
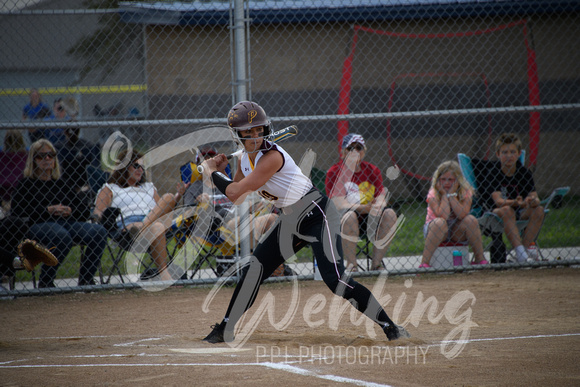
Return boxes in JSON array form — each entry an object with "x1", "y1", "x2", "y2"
[{"x1": 0, "y1": 84, "x2": 147, "y2": 96}]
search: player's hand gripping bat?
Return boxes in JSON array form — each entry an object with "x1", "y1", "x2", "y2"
[{"x1": 197, "y1": 125, "x2": 298, "y2": 174}]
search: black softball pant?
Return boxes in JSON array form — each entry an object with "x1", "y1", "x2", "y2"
[{"x1": 223, "y1": 189, "x2": 394, "y2": 330}]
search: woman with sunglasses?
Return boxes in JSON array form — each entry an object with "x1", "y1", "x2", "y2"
[
  {"x1": 93, "y1": 150, "x2": 189, "y2": 281},
  {"x1": 11, "y1": 139, "x2": 108, "y2": 288}
]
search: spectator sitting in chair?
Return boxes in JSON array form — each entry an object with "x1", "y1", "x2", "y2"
[
  {"x1": 22, "y1": 88, "x2": 50, "y2": 121},
  {"x1": 487, "y1": 133, "x2": 544, "y2": 263},
  {"x1": 325, "y1": 133, "x2": 397, "y2": 271},
  {"x1": 23, "y1": 88, "x2": 52, "y2": 144},
  {"x1": 93, "y1": 150, "x2": 190, "y2": 281},
  {"x1": 0, "y1": 130, "x2": 28, "y2": 210},
  {"x1": 59, "y1": 127, "x2": 101, "y2": 194},
  {"x1": 419, "y1": 160, "x2": 488, "y2": 268},
  {"x1": 11, "y1": 139, "x2": 108, "y2": 288}
]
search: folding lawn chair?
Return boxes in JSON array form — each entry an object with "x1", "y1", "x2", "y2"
[
  {"x1": 86, "y1": 165, "x2": 129, "y2": 283},
  {"x1": 168, "y1": 203, "x2": 239, "y2": 279}
]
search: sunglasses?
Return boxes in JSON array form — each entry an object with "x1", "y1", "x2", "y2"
[
  {"x1": 131, "y1": 163, "x2": 144, "y2": 170},
  {"x1": 34, "y1": 152, "x2": 56, "y2": 160},
  {"x1": 346, "y1": 144, "x2": 364, "y2": 152}
]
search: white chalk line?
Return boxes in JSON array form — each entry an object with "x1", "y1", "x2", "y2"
[
  {"x1": 67, "y1": 353, "x2": 168, "y2": 359},
  {"x1": 22, "y1": 335, "x2": 173, "y2": 348},
  {"x1": 114, "y1": 337, "x2": 169, "y2": 347},
  {"x1": 25, "y1": 335, "x2": 111, "y2": 340},
  {"x1": 3, "y1": 332, "x2": 579, "y2": 387},
  {"x1": 170, "y1": 348, "x2": 251, "y2": 354},
  {"x1": 404, "y1": 332, "x2": 580, "y2": 357},
  {"x1": 260, "y1": 362, "x2": 393, "y2": 387},
  {"x1": 440, "y1": 332, "x2": 580, "y2": 344},
  {"x1": 0, "y1": 361, "x2": 392, "y2": 387}
]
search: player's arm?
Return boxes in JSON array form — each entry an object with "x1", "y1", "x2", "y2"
[
  {"x1": 233, "y1": 156, "x2": 244, "y2": 182},
  {"x1": 221, "y1": 151, "x2": 283, "y2": 203}
]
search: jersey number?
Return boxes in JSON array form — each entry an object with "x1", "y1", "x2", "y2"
[{"x1": 258, "y1": 190, "x2": 279, "y2": 201}]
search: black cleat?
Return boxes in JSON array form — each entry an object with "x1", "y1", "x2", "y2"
[
  {"x1": 384, "y1": 324, "x2": 411, "y2": 341},
  {"x1": 203, "y1": 322, "x2": 227, "y2": 343}
]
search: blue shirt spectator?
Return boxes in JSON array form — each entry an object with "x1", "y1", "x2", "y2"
[{"x1": 22, "y1": 88, "x2": 50, "y2": 120}]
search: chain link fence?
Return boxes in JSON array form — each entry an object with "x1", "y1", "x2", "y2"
[{"x1": 1, "y1": 0, "x2": 579, "y2": 296}]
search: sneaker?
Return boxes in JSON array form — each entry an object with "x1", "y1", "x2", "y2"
[
  {"x1": 12, "y1": 257, "x2": 24, "y2": 270},
  {"x1": 418, "y1": 263, "x2": 431, "y2": 269},
  {"x1": 203, "y1": 321, "x2": 228, "y2": 343},
  {"x1": 506, "y1": 255, "x2": 518, "y2": 264},
  {"x1": 384, "y1": 324, "x2": 411, "y2": 341},
  {"x1": 471, "y1": 260, "x2": 489, "y2": 265}
]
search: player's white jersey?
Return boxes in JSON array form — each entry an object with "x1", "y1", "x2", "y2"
[{"x1": 240, "y1": 142, "x2": 313, "y2": 208}]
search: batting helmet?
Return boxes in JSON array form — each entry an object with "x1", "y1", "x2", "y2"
[{"x1": 227, "y1": 101, "x2": 271, "y2": 137}]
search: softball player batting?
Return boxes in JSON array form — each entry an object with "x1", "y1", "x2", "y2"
[{"x1": 200, "y1": 101, "x2": 410, "y2": 343}]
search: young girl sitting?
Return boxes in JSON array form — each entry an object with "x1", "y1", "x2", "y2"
[{"x1": 419, "y1": 160, "x2": 488, "y2": 268}]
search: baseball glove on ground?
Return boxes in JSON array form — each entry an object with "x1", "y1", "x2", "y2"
[{"x1": 17, "y1": 239, "x2": 58, "y2": 272}]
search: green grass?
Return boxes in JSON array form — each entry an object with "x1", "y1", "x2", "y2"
[
  {"x1": 533, "y1": 195, "x2": 580, "y2": 248},
  {"x1": 15, "y1": 196, "x2": 580, "y2": 282},
  {"x1": 390, "y1": 196, "x2": 580, "y2": 254},
  {"x1": 296, "y1": 195, "x2": 580, "y2": 261}
]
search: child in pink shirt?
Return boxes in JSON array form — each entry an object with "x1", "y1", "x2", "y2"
[{"x1": 419, "y1": 160, "x2": 488, "y2": 268}]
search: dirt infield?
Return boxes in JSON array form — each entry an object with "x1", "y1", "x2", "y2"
[{"x1": 1, "y1": 267, "x2": 579, "y2": 386}]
